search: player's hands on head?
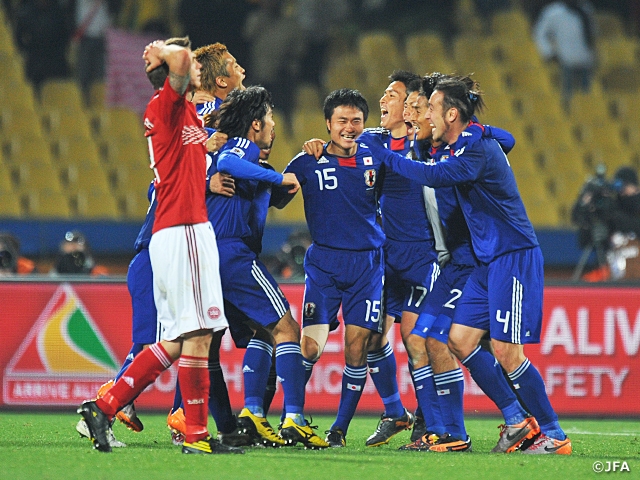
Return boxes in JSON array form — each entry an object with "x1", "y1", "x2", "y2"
[
  {"x1": 143, "y1": 40, "x2": 165, "y2": 72},
  {"x1": 210, "y1": 172, "x2": 235, "y2": 197},
  {"x1": 303, "y1": 138, "x2": 326, "y2": 159},
  {"x1": 281, "y1": 172, "x2": 301, "y2": 194},
  {"x1": 206, "y1": 131, "x2": 228, "y2": 153}
]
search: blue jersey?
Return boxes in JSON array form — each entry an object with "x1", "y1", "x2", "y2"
[
  {"x1": 427, "y1": 144, "x2": 476, "y2": 267},
  {"x1": 361, "y1": 128, "x2": 434, "y2": 244},
  {"x1": 206, "y1": 137, "x2": 283, "y2": 240},
  {"x1": 196, "y1": 98, "x2": 223, "y2": 116},
  {"x1": 366, "y1": 127, "x2": 537, "y2": 263},
  {"x1": 284, "y1": 143, "x2": 385, "y2": 251},
  {"x1": 196, "y1": 98, "x2": 223, "y2": 137},
  {"x1": 245, "y1": 162, "x2": 289, "y2": 255},
  {"x1": 133, "y1": 182, "x2": 157, "y2": 252}
]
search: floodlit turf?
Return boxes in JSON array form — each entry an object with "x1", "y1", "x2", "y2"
[{"x1": 0, "y1": 412, "x2": 637, "y2": 480}]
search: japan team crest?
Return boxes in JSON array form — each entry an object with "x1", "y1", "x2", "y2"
[
  {"x1": 364, "y1": 169, "x2": 377, "y2": 187},
  {"x1": 304, "y1": 302, "x2": 316, "y2": 318}
]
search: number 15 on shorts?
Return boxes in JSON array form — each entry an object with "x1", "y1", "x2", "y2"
[{"x1": 364, "y1": 300, "x2": 381, "y2": 323}]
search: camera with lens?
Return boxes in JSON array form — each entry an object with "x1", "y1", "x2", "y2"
[
  {"x1": 0, "y1": 234, "x2": 19, "y2": 274},
  {"x1": 571, "y1": 164, "x2": 619, "y2": 250}
]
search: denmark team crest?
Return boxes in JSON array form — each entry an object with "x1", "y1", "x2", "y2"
[{"x1": 364, "y1": 169, "x2": 376, "y2": 187}]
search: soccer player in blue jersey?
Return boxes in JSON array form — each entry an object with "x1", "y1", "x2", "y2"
[
  {"x1": 361, "y1": 71, "x2": 436, "y2": 446},
  {"x1": 206, "y1": 128, "x2": 288, "y2": 446},
  {"x1": 283, "y1": 89, "x2": 387, "y2": 447},
  {"x1": 193, "y1": 42, "x2": 245, "y2": 116},
  {"x1": 300, "y1": 73, "x2": 438, "y2": 446},
  {"x1": 366, "y1": 77, "x2": 572, "y2": 455},
  {"x1": 400, "y1": 75, "x2": 528, "y2": 453},
  {"x1": 355, "y1": 71, "x2": 428, "y2": 447},
  {"x1": 206, "y1": 86, "x2": 329, "y2": 449}
]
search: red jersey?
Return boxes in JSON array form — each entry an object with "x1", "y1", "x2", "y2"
[{"x1": 145, "y1": 77, "x2": 209, "y2": 233}]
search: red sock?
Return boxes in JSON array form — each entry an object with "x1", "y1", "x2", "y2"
[
  {"x1": 97, "y1": 343, "x2": 173, "y2": 418},
  {"x1": 179, "y1": 355, "x2": 210, "y2": 443}
]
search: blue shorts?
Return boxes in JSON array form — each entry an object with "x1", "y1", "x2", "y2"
[
  {"x1": 411, "y1": 263, "x2": 474, "y2": 343},
  {"x1": 303, "y1": 244, "x2": 384, "y2": 333},
  {"x1": 127, "y1": 249, "x2": 160, "y2": 345},
  {"x1": 454, "y1": 247, "x2": 543, "y2": 344},
  {"x1": 218, "y1": 239, "x2": 289, "y2": 328},
  {"x1": 384, "y1": 238, "x2": 438, "y2": 321}
]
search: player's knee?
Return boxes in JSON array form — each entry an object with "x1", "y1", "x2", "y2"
[
  {"x1": 301, "y1": 324, "x2": 329, "y2": 361},
  {"x1": 405, "y1": 334, "x2": 427, "y2": 364},
  {"x1": 447, "y1": 333, "x2": 472, "y2": 361},
  {"x1": 491, "y1": 340, "x2": 525, "y2": 372}
]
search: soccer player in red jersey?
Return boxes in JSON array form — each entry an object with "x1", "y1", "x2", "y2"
[{"x1": 77, "y1": 37, "x2": 242, "y2": 455}]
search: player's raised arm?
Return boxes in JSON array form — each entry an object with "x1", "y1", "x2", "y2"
[{"x1": 143, "y1": 40, "x2": 194, "y2": 95}]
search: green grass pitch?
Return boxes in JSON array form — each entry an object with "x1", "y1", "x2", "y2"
[{"x1": 0, "y1": 412, "x2": 637, "y2": 480}]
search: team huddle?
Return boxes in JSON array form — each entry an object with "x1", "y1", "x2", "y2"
[{"x1": 75, "y1": 35, "x2": 572, "y2": 456}]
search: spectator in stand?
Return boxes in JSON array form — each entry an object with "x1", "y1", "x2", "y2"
[
  {"x1": 243, "y1": 0, "x2": 304, "y2": 126},
  {"x1": 50, "y1": 230, "x2": 108, "y2": 276},
  {"x1": 533, "y1": 0, "x2": 597, "y2": 108},
  {"x1": 15, "y1": 0, "x2": 73, "y2": 92},
  {"x1": 295, "y1": 0, "x2": 348, "y2": 88},
  {"x1": 74, "y1": 0, "x2": 119, "y2": 105}
]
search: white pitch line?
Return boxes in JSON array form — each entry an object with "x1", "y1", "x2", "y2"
[{"x1": 564, "y1": 429, "x2": 639, "y2": 436}]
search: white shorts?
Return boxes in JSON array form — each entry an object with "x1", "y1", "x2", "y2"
[{"x1": 149, "y1": 222, "x2": 228, "y2": 341}]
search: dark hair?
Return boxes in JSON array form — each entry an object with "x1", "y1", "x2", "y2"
[
  {"x1": 323, "y1": 88, "x2": 369, "y2": 122},
  {"x1": 389, "y1": 70, "x2": 422, "y2": 96},
  {"x1": 420, "y1": 72, "x2": 449, "y2": 99},
  {"x1": 146, "y1": 36, "x2": 192, "y2": 90},
  {"x1": 432, "y1": 77, "x2": 484, "y2": 123},
  {"x1": 216, "y1": 86, "x2": 273, "y2": 138},
  {"x1": 614, "y1": 166, "x2": 639, "y2": 187}
]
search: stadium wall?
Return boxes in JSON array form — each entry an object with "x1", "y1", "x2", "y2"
[
  {"x1": 0, "y1": 219, "x2": 589, "y2": 268},
  {"x1": 1, "y1": 279, "x2": 638, "y2": 417}
]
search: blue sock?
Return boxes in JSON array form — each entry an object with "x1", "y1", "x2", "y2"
[
  {"x1": 243, "y1": 339, "x2": 273, "y2": 417},
  {"x1": 115, "y1": 343, "x2": 144, "y2": 381},
  {"x1": 275, "y1": 342, "x2": 306, "y2": 424},
  {"x1": 332, "y1": 364, "x2": 367, "y2": 435},
  {"x1": 207, "y1": 360, "x2": 236, "y2": 433},
  {"x1": 509, "y1": 358, "x2": 566, "y2": 440},
  {"x1": 367, "y1": 343, "x2": 404, "y2": 418},
  {"x1": 412, "y1": 365, "x2": 445, "y2": 435},
  {"x1": 303, "y1": 357, "x2": 316, "y2": 385},
  {"x1": 434, "y1": 368, "x2": 467, "y2": 440},
  {"x1": 172, "y1": 380, "x2": 183, "y2": 412},
  {"x1": 407, "y1": 361, "x2": 423, "y2": 419},
  {"x1": 462, "y1": 346, "x2": 527, "y2": 425}
]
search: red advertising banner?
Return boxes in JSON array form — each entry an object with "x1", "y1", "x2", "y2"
[{"x1": 1, "y1": 281, "x2": 638, "y2": 416}]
